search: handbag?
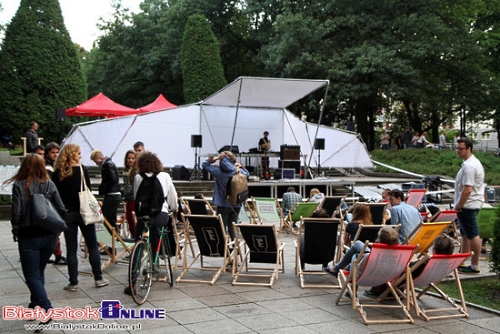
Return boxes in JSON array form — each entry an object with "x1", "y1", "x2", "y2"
[
  {"x1": 31, "y1": 182, "x2": 68, "y2": 234},
  {"x1": 78, "y1": 165, "x2": 104, "y2": 225}
]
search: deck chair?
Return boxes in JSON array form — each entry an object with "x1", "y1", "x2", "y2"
[
  {"x1": 405, "y1": 222, "x2": 450, "y2": 255},
  {"x1": 398, "y1": 252, "x2": 471, "y2": 321},
  {"x1": 430, "y1": 209, "x2": 460, "y2": 245},
  {"x1": 176, "y1": 213, "x2": 233, "y2": 285},
  {"x1": 350, "y1": 224, "x2": 400, "y2": 248},
  {"x1": 238, "y1": 200, "x2": 257, "y2": 224},
  {"x1": 82, "y1": 216, "x2": 135, "y2": 273},
  {"x1": 405, "y1": 189, "x2": 426, "y2": 208},
  {"x1": 168, "y1": 212, "x2": 195, "y2": 270},
  {"x1": 365, "y1": 202, "x2": 388, "y2": 225},
  {"x1": 336, "y1": 242, "x2": 418, "y2": 325},
  {"x1": 187, "y1": 198, "x2": 215, "y2": 215},
  {"x1": 318, "y1": 196, "x2": 346, "y2": 219},
  {"x1": 232, "y1": 223, "x2": 285, "y2": 287},
  {"x1": 295, "y1": 218, "x2": 342, "y2": 288},
  {"x1": 283, "y1": 202, "x2": 319, "y2": 234},
  {"x1": 252, "y1": 197, "x2": 282, "y2": 226},
  {"x1": 477, "y1": 207, "x2": 497, "y2": 241}
]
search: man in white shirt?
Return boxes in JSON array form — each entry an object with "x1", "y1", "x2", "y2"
[{"x1": 454, "y1": 137, "x2": 484, "y2": 274}]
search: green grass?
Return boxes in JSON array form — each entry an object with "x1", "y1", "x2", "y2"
[
  {"x1": 370, "y1": 148, "x2": 500, "y2": 185},
  {"x1": 0, "y1": 147, "x2": 23, "y2": 155},
  {"x1": 438, "y1": 276, "x2": 500, "y2": 311}
]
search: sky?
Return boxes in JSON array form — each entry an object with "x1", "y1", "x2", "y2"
[{"x1": 0, "y1": 0, "x2": 142, "y2": 50}]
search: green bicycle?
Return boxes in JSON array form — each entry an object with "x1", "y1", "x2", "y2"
[{"x1": 128, "y1": 217, "x2": 174, "y2": 305}]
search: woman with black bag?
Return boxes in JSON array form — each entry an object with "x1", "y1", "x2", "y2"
[{"x1": 4, "y1": 154, "x2": 66, "y2": 317}]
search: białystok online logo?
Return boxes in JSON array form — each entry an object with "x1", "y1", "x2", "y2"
[{"x1": 3, "y1": 300, "x2": 166, "y2": 321}]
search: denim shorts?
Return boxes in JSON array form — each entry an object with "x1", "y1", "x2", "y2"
[{"x1": 457, "y1": 208, "x2": 480, "y2": 239}]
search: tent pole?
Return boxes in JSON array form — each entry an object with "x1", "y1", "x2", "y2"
[
  {"x1": 307, "y1": 80, "x2": 330, "y2": 177},
  {"x1": 230, "y1": 78, "x2": 244, "y2": 151}
]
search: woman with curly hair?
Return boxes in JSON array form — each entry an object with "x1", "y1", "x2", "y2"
[
  {"x1": 122, "y1": 150, "x2": 137, "y2": 237},
  {"x1": 4, "y1": 154, "x2": 66, "y2": 316},
  {"x1": 52, "y1": 143, "x2": 108, "y2": 291},
  {"x1": 124, "y1": 151, "x2": 178, "y2": 295}
]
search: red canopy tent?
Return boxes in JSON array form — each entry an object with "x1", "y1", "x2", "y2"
[
  {"x1": 137, "y1": 94, "x2": 177, "y2": 113},
  {"x1": 66, "y1": 93, "x2": 137, "y2": 117}
]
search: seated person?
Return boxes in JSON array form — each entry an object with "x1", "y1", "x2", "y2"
[
  {"x1": 343, "y1": 203, "x2": 372, "y2": 247},
  {"x1": 194, "y1": 192, "x2": 213, "y2": 215},
  {"x1": 323, "y1": 226, "x2": 399, "y2": 277},
  {"x1": 307, "y1": 188, "x2": 325, "y2": 203},
  {"x1": 281, "y1": 186, "x2": 302, "y2": 217}
]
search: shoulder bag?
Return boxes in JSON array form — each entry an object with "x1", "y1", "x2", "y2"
[
  {"x1": 79, "y1": 165, "x2": 104, "y2": 225},
  {"x1": 31, "y1": 182, "x2": 68, "y2": 234}
]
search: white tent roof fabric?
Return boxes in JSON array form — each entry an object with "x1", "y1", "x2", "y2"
[{"x1": 64, "y1": 77, "x2": 373, "y2": 169}]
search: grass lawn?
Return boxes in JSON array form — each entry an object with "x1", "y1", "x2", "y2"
[{"x1": 438, "y1": 276, "x2": 500, "y2": 311}]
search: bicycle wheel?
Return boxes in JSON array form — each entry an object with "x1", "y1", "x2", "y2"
[
  {"x1": 157, "y1": 234, "x2": 174, "y2": 286},
  {"x1": 128, "y1": 240, "x2": 153, "y2": 305}
]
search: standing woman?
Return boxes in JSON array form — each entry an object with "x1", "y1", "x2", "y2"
[
  {"x1": 6, "y1": 154, "x2": 65, "y2": 314},
  {"x1": 123, "y1": 150, "x2": 137, "y2": 238},
  {"x1": 52, "y1": 143, "x2": 109, "y2": 291}
]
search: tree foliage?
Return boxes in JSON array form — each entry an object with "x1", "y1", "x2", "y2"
[
  {"x1": 0, "y1": 0, "x2": 86, "y2": 144},
  {"x1": 181, "y1": 14, "x2": 227, "y2": 103}
]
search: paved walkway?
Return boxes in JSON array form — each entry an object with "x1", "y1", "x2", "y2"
[{"x1": 0, "y1": 220, "x2": 499, "y2": 334}]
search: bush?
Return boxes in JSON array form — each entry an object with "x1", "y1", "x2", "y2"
[{"x1": 490, "y1": 206, "x2": 500, "y2": 277}]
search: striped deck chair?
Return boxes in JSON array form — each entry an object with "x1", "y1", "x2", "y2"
[
  {"x1": 336, "y1": 242, "x2": 417, "y2": 325},
  {"x1": 397, "y1": 252, "x2": 471, "y2": 321}
]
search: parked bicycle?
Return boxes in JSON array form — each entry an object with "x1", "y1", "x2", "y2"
[{"x1": 128, "y1": 216, "x2": 173, "y2": 305}]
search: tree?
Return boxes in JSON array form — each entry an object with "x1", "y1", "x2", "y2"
[
  {"x1": 0, "y1": 0, "x2": 86, "y2": 144},
  {"x1": 181, "y1": 14, "x2": 227, "y2": 103}
]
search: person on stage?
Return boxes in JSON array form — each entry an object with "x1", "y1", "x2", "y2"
[{"x1": 258, "y1": 131, "x2": 271, "y2": 179}]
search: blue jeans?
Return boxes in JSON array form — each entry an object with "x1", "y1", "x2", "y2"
[
  {"x1": 64, "y1": 212, "x2": 103, "y2": 285},
  {"x1": 102, "y1": 194, "x2": 122, "y2": 229},
  {"x1": 18, "y1": 234, "x2": 58, "y2": 311},
  {"x1": 217, "y1": 206, "x2": 240, "y2": 240},
  {"x1": 334, "y1": 240, "x2": 370, "y2": 271}
]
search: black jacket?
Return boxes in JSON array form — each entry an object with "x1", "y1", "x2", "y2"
[
  {"x1": 99, "y1": 158, "x2": 121, "y2": 195},
  {"x1": 11, "y1": 180, "x2": 66, "y2": 239}
]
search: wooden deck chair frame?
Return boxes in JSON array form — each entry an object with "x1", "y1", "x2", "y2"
[
  {"x1": 168, "y1": 212, "x2": 195, "y2": 270},
  {"x1": 283, "y1": 202, "x2": 319, "y2": 234},
  {"x1": 238, "y1": 200, "x2": 257, "y2": 224},
  {"x1": 393, "y1": 252, "x2": 471, "y2": 321},
  {"x1": 81, "y1": 216, "x2": 135, "y2": 274},
  {"x1": 336, "y1": 242, "x2": 418, "y2": 325},
  {"x1": 318, "y1": 196, "x2": 346, "y2": 219},
  {"x1": 348, "y1": 224, "x2": 401, "y2": 250},
  {"x1": 176, "y1": 213, "x2": 233, "y2": 285},
  {"x1": 232, "y1": 223, "x2": 285, "y2": 287},
  {"x1": 186, "y1": 198, "x2": 215, "y2": 215},
  {"x1": 430, "y1": 209, "x2": 460, "y2": 246},
  {"x1": 405, "y1": 189, "x2": 426, "y2": 208},
  {"x1": 405, "y1": 222, "x2": 451, "y2": 255},
  {"x1": 364, "y1": 202, "x2": 388, "y2": 225},
  {"x1": 295, "y1": 218, "x2": 342, "y2": 288},
  {"x1": 252, "y1": 196, "x2": 282, "y2": 226}
]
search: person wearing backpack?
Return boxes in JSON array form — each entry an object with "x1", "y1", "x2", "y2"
[
  {"x1": 125, "y1": 151, "x2": 178, "y2": 295},
  {"x1": 202, "y1": 151, "x2": 250, "y2": 241}
]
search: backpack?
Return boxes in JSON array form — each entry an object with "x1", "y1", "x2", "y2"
[
  {"x1": 225, "y1": 166, "x2": 249, "y2": 206},
  {"x1": 135, "y1": 172, "x2": 165, "y2": 217}
]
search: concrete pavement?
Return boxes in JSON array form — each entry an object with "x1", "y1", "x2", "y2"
[{"x1": 0, "y1": 219, "x2": 499, "y2": 334}]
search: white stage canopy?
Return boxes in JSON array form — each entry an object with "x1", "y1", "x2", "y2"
[{"x1": 63, "y1": 77, "x2": 373, "y2": 169}]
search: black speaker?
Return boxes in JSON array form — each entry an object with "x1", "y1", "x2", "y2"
[
  {"x1": 280, "y1": 145, "x2": 300, "y2": 160},
  {"x1": 173, "y1": 165, "x2": 191, "y2": 180},
  {"x1": 55, "y1": 107, "x2": 66, "y2": 122},
  {"x1": 314, "y1": 138, "x2": 325, "y2": 150},
  {"x1": 346, "y1": 122, "x2": 355, "y2": 132},
  {"x1": 191, "y1": 135, "x2": 202, "y2": 148},
  {"x1": 278, "y1": 160, "x2": 301, "y2": 174}
]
